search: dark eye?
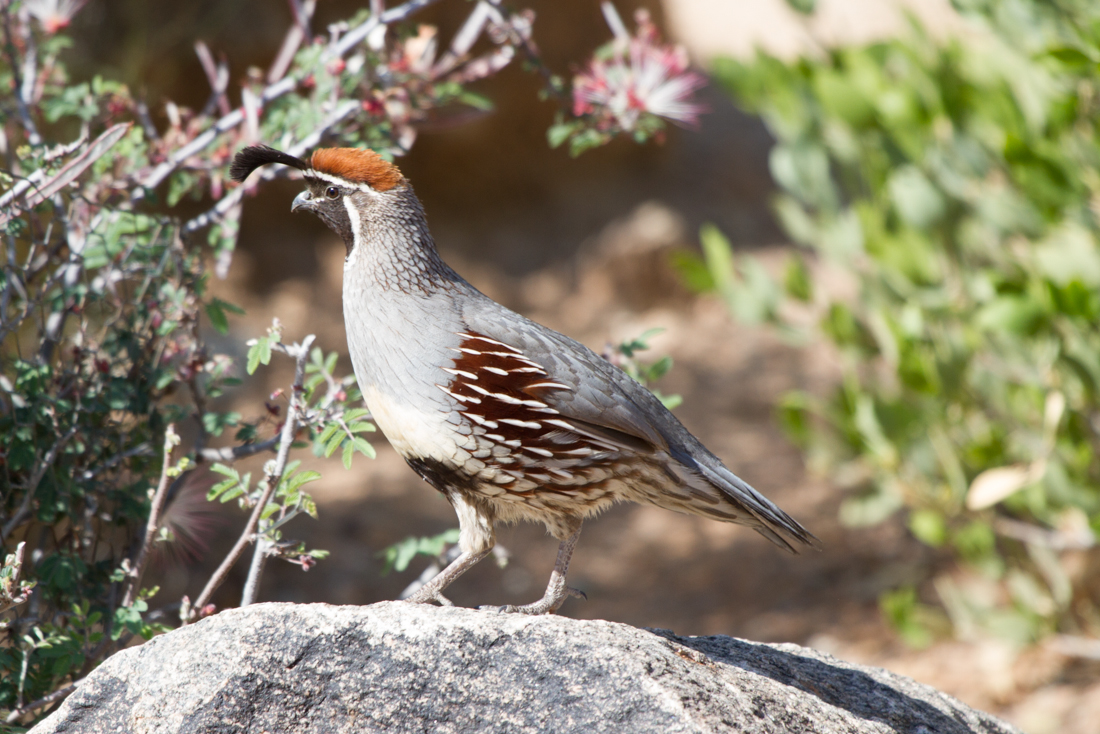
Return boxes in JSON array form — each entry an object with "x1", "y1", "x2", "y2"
[{"x1": 325, "y1": 186, "x2": 340, "y2": 200}]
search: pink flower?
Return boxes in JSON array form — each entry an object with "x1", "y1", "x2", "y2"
[
  {"x1": 572, "y1": 10, "x2": 705, "y2": 132},
  {"x1": 23, "y1": 0, "x2": 88, "y2": 34}
]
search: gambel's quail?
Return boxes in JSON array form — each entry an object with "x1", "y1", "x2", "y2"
[{"x1": 231, "y1": 145, "x2": 817, "y2": 614}]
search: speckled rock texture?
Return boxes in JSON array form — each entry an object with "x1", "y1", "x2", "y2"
[{"x1": 31, "y1": 602, "x2": 1019, "y2": 734}]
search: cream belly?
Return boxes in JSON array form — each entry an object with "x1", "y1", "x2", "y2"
[{"x1": 361, "y1": 385, "x2": 462, "y2": 464}]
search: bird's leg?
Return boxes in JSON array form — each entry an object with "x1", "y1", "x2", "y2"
[
  {"x1": 402, "y1": 547, "x2": 492, "y2": 606},
  {"x1": 481, "y1": 522, "x2": 585, "y2": 615}
]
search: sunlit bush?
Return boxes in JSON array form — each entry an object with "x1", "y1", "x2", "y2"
[{"x1": 693, "y1": 0, "x2": 1099, "y2": 644}]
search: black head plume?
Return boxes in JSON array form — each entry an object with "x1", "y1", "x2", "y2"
[{"x1": 229, "y1": 145, "x2": 309, "y2": 183}]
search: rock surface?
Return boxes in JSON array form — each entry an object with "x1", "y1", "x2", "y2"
[{"x1": 32, "y1": 602, "x2": 1019, "y2": 734}]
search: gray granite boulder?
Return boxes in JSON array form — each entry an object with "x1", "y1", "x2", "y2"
[{"x1": 31, "y1": 601, "x2": 1019, "y2": 733}]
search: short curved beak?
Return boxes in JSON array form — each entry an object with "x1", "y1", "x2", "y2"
[{"x1": 291, "y1": 190, "x2": 313, "y2": 213}]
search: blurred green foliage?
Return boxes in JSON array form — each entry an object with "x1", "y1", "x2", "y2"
[{"x1": 694, "y1": 0, "x2": 1100, "y2": 644}]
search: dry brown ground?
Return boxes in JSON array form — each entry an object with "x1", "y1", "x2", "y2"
[{"x1": 143, "y1": 207, "x2": 1099, "y2": 734}]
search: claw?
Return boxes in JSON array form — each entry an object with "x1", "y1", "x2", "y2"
[
  {"x1": 478, "y1": 604, "x2": 518, "y2": 613},
  {"x1": 567, "y1": 586, "x2": 587, "y2": 601},
  {"x1": 403, "y1": 589, "x2": 454, "y2": 606}
]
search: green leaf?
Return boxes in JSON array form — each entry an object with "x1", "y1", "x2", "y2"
[
  {"x1": 317, "y1": 423, "x2": 340, "y2": 444},
  {"x1": 909, "y1": 509, "x2": 947, "y2": 547},
  {"x1": 888, "y1": 166, "x2": 945, "y2": 229},
  {"x1": 784, "y1": 255, "x2": 814, "y2": 302},
  {"x1": 547, "y1": 121, "x2": 579, "y2": 149},
  {"x1": 210, "y1": 463, "x2": 238, "y2": 478},
  {"x1": 207, "y1": 478, "x2": 237, "y2": 501},
  {"x1": 285, "y1": 470, "x2": 321, "y2": 493},
  {"x1": 246, "y1": 341, "x2": 263, "y2": 375},
  {"x1": 325, "y1": 432, "x2": 346, "y2": 458},
  {"x1": 205, "y1": 302, "x2": 228, "y2": 334},
  {"x1": 668, "y1": 250, "x2": 715, "y2": 292},
  {"x1": 351, "y1": 436, "x2": 375, "y2": 459},
  {"x1": 975, "y1": 296, "x2": 1044, "y2": 335}
]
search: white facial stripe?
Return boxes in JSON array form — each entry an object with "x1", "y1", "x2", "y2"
[
  {"x1": 307, "y1": 170, "x2": 378, "y2": 193},
  {"x1": 342, "y1": 196, "x2": 363, "y2": 260}
]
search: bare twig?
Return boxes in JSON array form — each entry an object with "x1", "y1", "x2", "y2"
[
  {"x1": 240, "y1": 536, "x2": 273, "y2": 606},
  {"x1": 993, "y1": 517, "x2": 1095, "y2": 551},
  {"x1": 1048, "y1": 634, "x2": 1100, "y2": 661},
  {"x1": 3, "y1": 677, "x2": 83, "y2": 724},
  {"x1": 0, "y1": 123, "x2": 130, "y2": 218},
  {"x1": 600, "y1": 1, "x2": 630, "y2": 44},
  {"x1": 135, "y1": 99, "x2": 161, "y2": 142},
  {"x1": 196, "y1": 435, "x2": 280, "y2": 464},
  {"x1": 1, "y1": 2, "x2": 41, "y2": 145},
  {"x1": 182, "y1": 100, "x2": 358, "y2": 235},
  {"x1": 79, "y1": 442, "x2": 154, "y2": 481},
  {"x1": 267, "y1": 0, "x2": 317, "y2": 84},
  {"x1": 431, "y1": 1, "x2": 491, "y2": 76},
  {"x1": 1, "y1": 427, "x2": 78, "y2": 542},
  {"x1": 187, "y1": 374, "x2": 210, "y2": 457},
  {"x1": 186, "y1": 335, "x2": 316, "y2": 621},
  {"x1": 483, "y1": 0, "x2": 565, "y2": 104},
  {"x1": 194, "y1": 41, "x2": 231, "y2": 117},
  {"x1": 134, "y1": 0, "x2": 444, "y2": 201},
  {"x1": 121, "y1": 425, "x2": 179, "y2": 608}
]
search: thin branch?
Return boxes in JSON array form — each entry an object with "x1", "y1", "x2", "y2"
[
  {"x1": 79, "y1": 442, "x2": 153, "y2": 481},
  {"x1": 1048, "y1": 634, "x2": 1100, "y2": 661},
  {"x1": 1, "y1": 427, "x2": 78, "y2": 542},
  {"x1": 0, "y1": 123, "x2": 131, "y2": 223},
  {"x1": 134, "y1": 99, "x2": 161, "y2": 142},
  {"x1": 993, "y1": 516, "x2": 1095, "y2": 551},
  {"x1": 240, "y1": 536, "x2": 272, "y2": 606},
  {"x1": 3, "y1": 677, "x2": 82, "y2": 725},
  {"x1": 181, "y1": 99, "x2": 359, "y2": 235},
  {"x1": 600, "y1": 1, "x2": 630, "y2": 44},
  {"x1": 121, "y1": 426, "x2": 179, "y2": 608},
  {"x1": 483, "y1": 0, "x2": 566, "y2": 104},
  {"x1": 187, "y1": 374, "x2": 210, "y2": 457},
  {"x1": 1, "y1": 3, "x2": 41, "y2": 145},
  {"x1": 134, "y1": 0, "x2": 444, "y2": 201},
  {"x1": 267, "y1": 0, "x2": 317, "y2": 84},
  {"x1": 431, "y1": 1, "x2": 491, "y2": 76},
  {"x1": 185, "y1": 335, "x2": 315, "y2": 622},
  {"x1": 196, "y1": 435, "x2": 280, "y2": 464},
  {"x1": 194, "y1": 41, "x2": 230, "y2": 117}
]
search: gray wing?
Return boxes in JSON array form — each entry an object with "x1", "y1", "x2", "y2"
[{"x1": 461, "y1": 298, "x2": 818, "y2": 552}]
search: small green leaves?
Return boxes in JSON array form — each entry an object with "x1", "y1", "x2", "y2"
[
  {"x1": 610, "y1": 329, "x2": 682, "y2": 410},
  {"x1": 208, "y1": 463, "x2": 252, "y2": 503},
  {"x1": 317, "y1": 408, "x2": 376, "y2": 468},
  {"x1": 246, "y1": 321, "x2": 283, "y2": 375},
  {"x1": 714, "y1": 0, "x2": 1100, "y2": 646},
  {"x1": 379, "y1": 528, "x2": 461, "y2": 575},
  {"x1": 204, "y1": 298, "x2": 245, "y2": 335}
]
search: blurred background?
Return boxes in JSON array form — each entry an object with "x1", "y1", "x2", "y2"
[{"x1": 5, "y1": 0, "x2": 1100, "y2": 731}]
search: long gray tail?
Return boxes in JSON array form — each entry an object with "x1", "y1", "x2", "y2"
[{"x1": 654, "y1": 452, "x2": 819, "y2": 553}]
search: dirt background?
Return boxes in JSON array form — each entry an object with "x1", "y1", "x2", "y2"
[{"x1": 67, "y1": 1, "x2": 1100, "y2": 732}]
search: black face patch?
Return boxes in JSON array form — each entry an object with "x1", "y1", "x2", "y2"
[{"x1": 303, "y1": 179, "x2": 354, "y2": 253}]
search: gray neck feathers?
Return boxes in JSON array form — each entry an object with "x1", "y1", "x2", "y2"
[{"x1": 347, "y1": 186, "x2": 468, "y2": 295}]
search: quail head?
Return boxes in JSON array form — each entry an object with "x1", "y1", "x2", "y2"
[{"x1": 230, "y1": 145, "x2": 817, "y2": 615}]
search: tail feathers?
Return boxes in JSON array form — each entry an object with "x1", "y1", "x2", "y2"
[{"x1": 692, "y1": 462, "x2": 820, "y2": 554}]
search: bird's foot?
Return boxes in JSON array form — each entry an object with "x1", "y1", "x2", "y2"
[
  {"x1": 403, "y1": 587, "x2": 455, "y2": 606},
  {"x1": 479, "y1": 585, "x2": 586, "y2": 615}
]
